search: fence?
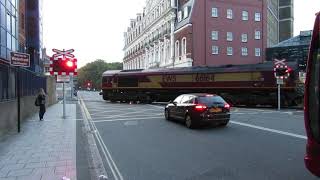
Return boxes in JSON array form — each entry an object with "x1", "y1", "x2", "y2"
[{"x1": 0, "y1": 62, "x2": 47, "y2": 102}]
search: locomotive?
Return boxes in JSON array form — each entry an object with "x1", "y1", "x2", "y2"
[{"x1": 101, "y1": 61, "x2": 304, "y2": 107}]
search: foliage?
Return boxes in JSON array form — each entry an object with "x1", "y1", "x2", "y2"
[{"x1": 77, "y1": 60, "x2": 122, "y2": 90}]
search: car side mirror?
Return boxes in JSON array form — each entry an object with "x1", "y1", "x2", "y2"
[{"x1": 173, "y1": 101, "x2": 177, "y2": 106}]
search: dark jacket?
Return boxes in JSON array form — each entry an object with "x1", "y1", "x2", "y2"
[{"x1": 37, "y1": 94, "x2": 46, "y2": 106}]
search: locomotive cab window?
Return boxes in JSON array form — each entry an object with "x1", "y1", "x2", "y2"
[{"x1": 308, "y1": 34, "x2": 320, "y2": 142}]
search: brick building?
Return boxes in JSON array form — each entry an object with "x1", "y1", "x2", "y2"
[{"x1": 123, "y1": 0, "x2": 293, "y2": 70}]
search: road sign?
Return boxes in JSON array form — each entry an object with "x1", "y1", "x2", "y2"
[
  {"x1": 10, "y1": 52, "x2": 30, "y2": 67},
  {"x1": 57, "y1": 75, "x2": 70, "y2": 83},
  {"x1": 276, "y1": 78, "x2": 284, "y2": 85},
  {"x1": 52, "y1": 49, "x2": 75, "y2": 58},
  {"x1": 274, "y1": 59, "x2": 286, "y2": 66}
]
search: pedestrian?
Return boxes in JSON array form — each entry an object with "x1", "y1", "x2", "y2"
[{"x1": 35, "y1": 88, "x2": 47, "y2": 121}]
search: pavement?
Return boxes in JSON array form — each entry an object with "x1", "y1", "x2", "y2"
[
  {"x1": 0, "y1": 102, "x2": 78, "y2": 180},
  {"x1": 79, "y1": 91, "x2": 317, "y2": 180}
]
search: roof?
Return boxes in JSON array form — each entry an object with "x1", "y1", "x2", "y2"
[
  {"x1": 272, "y1": 31, "x2": 312, "y2": 48},
  {"x1": 102, "y1": 61, "x2": 298, "y2": 76},
  {"x1": 182, "y1": 93, "x2": 218, "y2": 97},
  {"x1": 175, "y1": 0, "x2": 194, "y2": 31}
]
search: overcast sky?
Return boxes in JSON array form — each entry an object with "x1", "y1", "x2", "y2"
[{"x1": 43, "y1": 0, "x2": 320, "y2": 68}]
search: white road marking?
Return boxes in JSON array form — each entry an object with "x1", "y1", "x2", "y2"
[
  {"x1": 91, "y1": 113, "x2": 163, "y2": 118},
  {"x1": 93, "y1": 116, "x2": 162, "y2": 123},
  {"x1": 100, "y1": 108, "x2": 158, "y2": 119},
  {"x1": 90, "y1": 110, "x2": 128, "y2": 115},
  {"x1": 124, "y1": 121, "x2": 138, "y2": 126},
  {"x1": 79, "y1": 96, "x2": 123, "y2": 180},
  {"x1": 148, "y1": 104, "x2": 165, "y2": 109},
  {"x1": 230, "y1": 121, "x2": 307, "y2": 140}
]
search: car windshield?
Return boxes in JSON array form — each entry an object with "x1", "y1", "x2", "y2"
[{"x1": 197, "y1": 96, "x2": 226, "y2": 106}]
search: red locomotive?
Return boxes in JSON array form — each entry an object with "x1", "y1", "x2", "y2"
[{"x1": 101, "y1": 61, "x2": 304, "y2": 107}]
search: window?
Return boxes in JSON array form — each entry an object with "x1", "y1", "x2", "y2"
[
  {"x1": 255, "y1": 48, "x2": 261, "y2": 56},
  {"x1": 227, "y1": 47, "x2": 233, "y2": 56},
  {"x1": 1, "y1": 27, "x2": 5, "y2": 46},
  {"x1": 6, "y1": 13, "x2": 10, "y2": 32},
  {"x1": 0, "y1": 4, "x2": 5, "y2": 28},
  {"x1": 183, "y1": 6, "x2": 189, "y2": 19},
  {"x1": 241, "y1": 47, "x2": 248, "y2": 56},
  {"x1": 178, "y1": 11, "x2": 182, "y2": 22},
  {"x1": 6, "y1": 32, "x2": 10, "y2": 49},
  {"x1": 212, "y1": 7, "x2": 218, "y2": 17},
  {"x1": 175, "y1": 40, "x2": 180, "y2": 58},
  {"x1": 227, "y1": 9, "x2": 233, "y2": 19},
  {"x1": 211, "y1": 31, "x2": 218, "y2": 40},
  {"x1": 1, "y1": 46, "x2": 5, "y2": 58},
  {"x1": 212, "y1": 46, "x2": 219, "y2": 55},
  {"x1": 255, "y1": 30, "x2": 261, "y2": 40},
  {"x1": 241, "y1": 33, "x2": 248, "y2": 42},
  {"x1": 174, "y1": 95, "x2": 184, "y2": 104},
  {"x1": 181, "y1": 37, "x2": 186, "y2": 56},
  {"x1": 181, "y1": 95, "x2": 192, "y2": 104},
  {"x1": 197, "y1": 96, "x2": 226, "y2": 106},
  {"x1": 255, "y1": 12, "x2": 261, "y2": 21},
  {"x1": 11, "y1": 16, "x2": 15, "y2": 36},
  {"x1": 242, "y1": 11, "x2": 248, "y2": 21},
  {"x1": 227, "y1": 32, "x2": 233, "y2": 41}
]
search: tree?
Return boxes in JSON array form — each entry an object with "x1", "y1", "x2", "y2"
[{"x1": 77, "y1": 60, "x2": 122, "y2": 90}]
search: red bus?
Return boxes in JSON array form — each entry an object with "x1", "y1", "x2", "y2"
[{"x1": 304, "y1": 12, "x2": 320, "y2": 177}]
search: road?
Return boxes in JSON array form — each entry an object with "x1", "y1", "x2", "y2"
[{"x1": 79, "y1": 91, "x2": 317, "y2": 180}]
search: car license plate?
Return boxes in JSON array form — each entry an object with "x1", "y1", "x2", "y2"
[{"x1": 210, "y1": 108, "x2": 222, "y2": 113}]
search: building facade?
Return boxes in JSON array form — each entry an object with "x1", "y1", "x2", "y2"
[
  {"x1": 123, "y1": 0, "x2": 293, "y2": 70},
  {"x1": 25, "y1": 0, "x2": 42, "y2": 73},
  {"x1": 267, "y1": 0, "x2": 279, "y2": 47},
  {"x1": 279, "y1": 0, "x2": 293, "y2": 42},
  {"x1": 123, "y1": 0, "x2": 176, "y2": 70},
  {"x1": 0, "y1": 0, "x2": 19, "y2": 63}
]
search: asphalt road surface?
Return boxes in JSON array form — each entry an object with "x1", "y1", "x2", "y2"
[{"x1": 79, "y1": 91, "x2": 317, "y2": 180}]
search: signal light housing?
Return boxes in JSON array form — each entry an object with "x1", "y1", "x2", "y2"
[
  {"x1": 274, "y1": 65, "x2": 291, "y2": 79},
  {"x1": 50, "y1": 57, "x2": 78, "y2": 76}
]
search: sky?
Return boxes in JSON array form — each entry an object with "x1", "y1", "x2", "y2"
[{"x1": 43, "y1": 0, "x2": 320, "y2": 68}]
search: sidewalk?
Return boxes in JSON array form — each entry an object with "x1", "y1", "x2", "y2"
[{"x1": 0, "y1": 103, "x2": 77, "y2": 180}]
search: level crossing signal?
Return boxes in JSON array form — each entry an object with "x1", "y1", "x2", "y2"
[
  {"x1": 274, "y1": 59, "x2": 291, "y2": 79},
  {"x1": 49, "y1": 49, "x2": 78, "y2": 76}
]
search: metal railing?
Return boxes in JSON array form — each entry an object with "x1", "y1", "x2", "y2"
[{"x1": 0, "y1": 62, "x2": 47, "y2": 102}]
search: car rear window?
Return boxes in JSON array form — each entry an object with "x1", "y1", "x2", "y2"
[{"x1": 197, "y1": 96, "x2": 226, "y2": 106}]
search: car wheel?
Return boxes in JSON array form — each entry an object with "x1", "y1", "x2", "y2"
[
  {"x1": 165, "y1": 109, "x2": 171, "y2": 121},
  {"x1": 220, "y1": 121, "x2": 229, "y2": 127},
  {"x1": 185, "y1": 115, "x2": 196, "y2": 129}
]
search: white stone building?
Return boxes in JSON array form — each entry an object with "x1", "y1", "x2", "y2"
[{"x1": 123, "y1": 0, "x2": 187, "y2": 70}]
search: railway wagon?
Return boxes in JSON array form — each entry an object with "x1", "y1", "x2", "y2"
[{"x1": 101, "y1": 62, "x2": 304, "y2": 107}]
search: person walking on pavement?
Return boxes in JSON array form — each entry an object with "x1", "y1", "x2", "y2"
[{"x1": 36, "y1": 88, "x2": 47, "y2": 121}]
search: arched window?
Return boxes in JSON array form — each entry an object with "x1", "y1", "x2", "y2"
[
  {"x1": 181, "y1": 37, "x2": 187, "y2": 56},
  {"x1": 175, "y1": 40, "x2": 180, "y2": 59}
]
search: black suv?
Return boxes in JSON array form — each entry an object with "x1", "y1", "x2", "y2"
[{"x1": 165, "y1": 93, "x2": 231, "y2": 129}]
